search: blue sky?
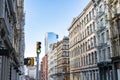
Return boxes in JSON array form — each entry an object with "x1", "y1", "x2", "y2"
[{"x1": 24, "y1": 0, "x2": 90, "y2": 61}]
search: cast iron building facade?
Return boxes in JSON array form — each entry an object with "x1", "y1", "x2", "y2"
[
  {"x1": 92, "y1": 0, "x2": 112, "y2": 80},
  {"x1": 107, "y1": 0, "x2": 120, "y2": 80},
  {"x1": 0, "y1": 0, "x2": 25, "y2": 80}
]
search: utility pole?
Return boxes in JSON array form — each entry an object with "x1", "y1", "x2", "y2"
[
  {"x1": 36, "y1": 55, "x2": 39, "y2": 80},
  {"x1": 36, "y1": 42, "x2": 41, "y2": 80}
]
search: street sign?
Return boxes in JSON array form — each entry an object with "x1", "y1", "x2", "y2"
[{"x1": 35, "y1": 57, "x2": 39, "y2": 61}]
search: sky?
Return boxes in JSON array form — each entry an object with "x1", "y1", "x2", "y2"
[{"x1": 24, "y1": 0, "x2": 90, "y2": 62}]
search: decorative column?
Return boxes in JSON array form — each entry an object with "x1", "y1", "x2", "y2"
[
  {"x1": 89, "y1": 71, "x2": 91, "y2": 80},
  {"x1": 112, "y1": 64, "x2": 118, "y2": 80},
  {"x1": 92, "y1": 71, "x2": 94, "y2": 80}
]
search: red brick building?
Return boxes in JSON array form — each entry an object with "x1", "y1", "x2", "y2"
[
  {"x1": 40, "y1": 54, "x2": 48, "y2": 80},
  {"x1": 40, "y1": 62, "x2": 43, "y2": 80}
]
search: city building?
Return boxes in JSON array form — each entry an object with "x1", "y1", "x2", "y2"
[
  {"x1": 40, "y1": 62, "x2": 44, "y2": 80},
  {"x1": 45, "y1": 32, "x2": 58, "y2": 54},
  {"x1": 41, "y1": 32, "x2": 58, "y2": 80},
  {"x1": 56, "y1": 37, "x2": 70, "y2": 80},
  {"x1": 41, "y1": 54, "x2": 48, "y2": 80},
  {"x1": 68, "y1": 1, "x2": 99, "y2": 80},
  {"x1": 17, "y1": 0, "x2": 25, "y2": 80},
  {"x1": 27, "y1": 66, "x2": 36, "y2": 79},
  {"x1": 48, "y1": 43, "x2": 57, "y2": 80},
  {"x1": 106, "y1": 0, "x2": 120, "y2": 80},
  {"x1": 92, "y1": 0, "x2": 112, "y2": 80},
  {"x1": 0, "y1": 0, "x2": 25, "y2": 80}
]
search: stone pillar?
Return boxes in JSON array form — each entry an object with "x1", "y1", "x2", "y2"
[
  {"x1": 95, "y1": 70, "x2": 97, "y2": 80},
  {"x1": 80, "y1": 72, "x2": 83, "y2": 80},
  {"x1": 84, "y1": 72, "x2": 85, "y2": 80},
  {"x1": 89, "y1": 71, "x2": 91, "y2": 80},
  {"x1": 94, "y1": 71, "x2": 96, "y2": 80},
  {"x1": 6, "y1": 57, "x2": 9, "y2": 80},
  {"x1": 1, "y1": 56, "x2": 5, "y2": 80},
  {"x1": 82, "y1": 72, "x2": 84, "y2": 80},
  {"x1": 94, "y1": 53, "x2": 96, "y2": 64},
  {"x1": 98, "y1": 69, "x2": 102, "y2": 80},
  {"x1": 73, "y1": 73, "x2": 74, "y2": 80},
  {"x1": 108, "y1": 67, "x2": 110, "y2": 80},
  {"x1": 96, "y1": 70, "x2": 99, "y2": 80},
  {"x1": 112, "y1": 64, "x2": 118, "y2": 80},
  {"x1": 92, "y1": 71, "x2": 94, "y2": 80},
  {"x1": 88, "y1": 55, "x2": 90, "y2": 65},
  {"x1": 87, "y1": 72, "x2": 89, "y2": 80}
]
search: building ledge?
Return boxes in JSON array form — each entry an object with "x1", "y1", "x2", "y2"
[
  {"x1": 112, "y1": 56, "x2": 120, "y2": 62},
  {"x1": 97, "y1": 61, "x2": 111, "y2": 67}
]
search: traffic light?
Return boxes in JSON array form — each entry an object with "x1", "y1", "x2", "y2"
[
  {"x1": 30, "y1": 57, "x2": 34, "y2": 66},
  {"x1": 36, "y1": 42, "x2": 41, "y2": 54},
  {"x1": 24, "y1": 57, "x2": 34, "y2": 66},
  {"x1": 24, "y1": 58, "x2": 30, "y2": 66}
]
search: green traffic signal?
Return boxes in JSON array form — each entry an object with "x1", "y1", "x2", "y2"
[
  {"x1": 36, "y1": 42, "x2": 41, "y2": 54},
  {"x1": 37, "y1": 49, "x2": 41, "y2": 54}
]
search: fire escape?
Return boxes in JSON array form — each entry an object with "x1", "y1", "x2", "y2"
[
  {"x1": 107, "y1": 0, "x2": 120, "y2": 80},
  {"x1": 94, "y1": 0, "x2": 111, "y2": 67},
  {"x1": 108, "y1": 0, "x2": 120, "y2": 59}
]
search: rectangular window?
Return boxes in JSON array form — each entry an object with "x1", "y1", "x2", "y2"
[
  {"x1": 90, "y1": 24, "x2": 92, "y2": 33},
  {"x1": 92, "y1": 8, "x2": 94, "y2": 16},
  {"x1": 94, "y1": 36, "x2": 96, "y2": 46},
  {"x1": 107, "y1": 47, "x2": 111, "y2": 58},
  {"x1": 117, "y1": 20, "x2": 120, "y2": 34},
  {"x1": 89, "y1": 11, "x2": 91, "y2": 20},
  {"x1": 88, "y1": 54, "x2": 90, "y2": 64},
  {"x1": 99, "y1": 5, "x2": 102, "y2": 12},
  {"x1": 100, "y1": 18, "x2": 104, "y2": 27},
  {"x1": 103, "y1": 49, "x2": 106, "y2": 60},
  {"x1": 99, "y1": 50, "x2": 101, "y2": 62},
  {"x1": 84, "y1": 17, "x2": 86, "y2": 24},
  {"x1": 95, "y1": 51, "x2": 97, "y2": 63},
  {"x1": 101, "y1": 32, "x2": 105, "y2": 43},
  {"x1": 87, "y1": 26, "x2": 89, "y2": 35},
  {"x1": 106, "y1": 30, "x2": 109, "y2": 41},
  {"x1": 87, "y1": 14, "x2": 89, "y2": 22}
]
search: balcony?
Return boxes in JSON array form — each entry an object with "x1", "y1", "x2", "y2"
[
  {"x1": 8, "y1": 0, "x2": 16, "y2": 14},
  {"x1": 110, "y1": 27, "x2": 120, "y2": 39},
  {"x1": 111, "y1": 45, "x2": 120, "y2": 59},
  {"x1": 92, "y1": 0, "x2": 101, "y2": 4},
  {"x1": 96, "y1": 25, "x2": 105, "y2": 34},
  {"x1": 96, "y1": 11, "x2": 104, "y2": 18},
  {"x1": 111, "y1": 7, "x2": 120, "y2": 19},
  {"x1": 0, "y1": 49, "x2": 10, "y2": 56},
  {"x1": 97, "y1": 61, "x2": 111, "y2": 67},
  {"x1": 97, "y1": 43, "x2": 108, "y2": 49},
  {"x1": 111, "y1": 32, "x2": 118, "y2": 39}
]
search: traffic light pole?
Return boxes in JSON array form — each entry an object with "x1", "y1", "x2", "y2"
[
  {"x1": 36, "y1": 42, "x2": 41, "y2": 80},
  {"x1": 36, "y1": 54, "x2": 39, "y2": 80}
]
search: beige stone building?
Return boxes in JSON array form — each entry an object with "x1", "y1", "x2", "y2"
[
  {"x1": 56, "y1": 37, "x2": 70, "y2": 80},
  {"x1": 48, "y1": 43, "x2": 57, "y2": 80},
  {"x1": 68, "y1": 1, "x2": 99, "y2": 80}
]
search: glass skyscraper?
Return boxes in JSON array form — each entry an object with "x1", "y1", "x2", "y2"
[{"x1": 45, "y1": 32, "x2": 58, "y2": 54}]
